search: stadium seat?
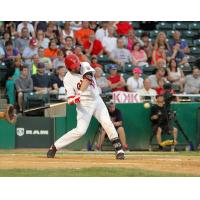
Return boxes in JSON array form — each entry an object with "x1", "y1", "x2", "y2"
[
  {"x1": 135, "y1": 30, "x2": 143, "y2": 37},
  {"x1": 166, "y1": 30, "x2": 175, "y2": 39},
  {"x1": 156, "y1": 22, "x2": 173, "y2": 30},
  {"x1": 131, "y1": 21, "x2": 140, "y2": 29},
  {"x1": 188, "y1": 23, "x2": 200, "y2": 30},
  {"x1": 120, "y1": 73, "x2": 131, "y2": 81},
  {"x1": 173, "y1": 22, "x2": 188, "y2": 30},
  {"x1": 190, "y1": 47, "x2": 200, "y2": 56},
  {"x1": 97, "y1": 55, "x2": 112, "y2": 65},
  {"x1": 124, "y1": 63, "x2": 136, "y2": 73},
  {"x1": 193, "y1": 39, "x2": 200, "y2": 47},
  {"x1": 143, "y1": 66, "x2": 156, "y2": 75},
  {"x1": 149, "y1": 30, "x2": 159, "y2": 39},
  {"x1": 182, "y1": 31, "x2": 198, "y2": 39}
]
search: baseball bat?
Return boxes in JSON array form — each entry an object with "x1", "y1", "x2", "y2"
[{"x1": 23, "y1": 101, "x2": 68, "y2": 113}]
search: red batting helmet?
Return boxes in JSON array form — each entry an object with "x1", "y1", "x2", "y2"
[{"x1": 65, "y1": 54, "x2": 80, "y2": 70}]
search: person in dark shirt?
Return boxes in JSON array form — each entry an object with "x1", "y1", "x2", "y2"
[
  {"x1": 50, "y1": 65, "x2": 66, "y2": 94},
  {"x1": 31, "y1": 62, "x2": 51, "y2": 94},
  {"x1": 150, "y1": 94, "x2": 178, "y2": 148},
  {"x1": 96, "y1": 101, "x2": 128, "y2": 151}
]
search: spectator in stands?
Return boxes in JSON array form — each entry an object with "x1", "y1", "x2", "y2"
[
  {"x1": 15, "y1": 65, "x2": 33, "y2": 112},
  {"x1": 12, "y1": 57, "x2": 22, "y2": 81},
  {"x1": 4, "y1": 40, "x2": 20, "y2": 62},
  {"x1": 184, "y1": 67, "x2": 200, "y2": 94},
  {"x1": 94, "y1": 67, "x2": 111, "y2": 94},
  {"x1": 167, "y1": 43, "x2": 189, "y2": 67},
  {"x1": 45, "y1": 22, "x2": 59, "y2": 44},
  {"x1": 155, "y1": 78, "x2": 166, "y2": 94},
  {"x1": 89, "y1": 21, "x2": 99, "y2": 32},
  {"x1": 131, "y1": 42, "x2": 149, "y2": 68},
  {"x1": 4, "y1": 22, "x2": 17, "y2": 38},
  {"x1": 38, "y1": 47, "x2": 52, "y2": 73},
  {"x1": 124, "y1": 28, "x2": 144, "y2": 52},
  {"x1": 154, "y1": 32, "x2": 169, "y2": 50},
  {"x1": 115, "y1": 21, "x2": 133, "y2": 36},
  {"x1": 22, "y1": 38, "x2": 38, "y2": 71},
  {"x1": 73, "y1": 45, "x2": 90, "y2": 62},
  {"x1": 52, "y1": 49, "x2": 65, "y2": 69},
  {"x1": 31, "y1": 62, "x2": 51, "y2": 94},
  {"x1": 34, "y1": 21, "x2": 48, "y2": 32},
  {"x1": 0, "y1": 46, "x2": 5, "y2": 61},
  {"x1": 31, "y1": 54, "x2": 40, "y2": 75},
  {"x1": 110, "y1": 37, "x2": 133, "y2": 69},
  {"x1": 137, "y1": 79, "x2": 157, "y2": 102},
  {"x1": 60, "y1": 22, "x2": 75, "y2": 45},
  {"x1": 70, "y1": 21, "x2": 82, "y2": 31},
  {"x1": 15, "y1": 27, "x2": 30, "y2": 54},
  {"x1": 127, "y1": 67, "x2": 144, "y2": 92},
  {"x1": 61, "y1": 36, "x2": 74, "y2": 56},
  {"x1": 0, "y1": 31, "x2": 13, "y2": 50},
  {"x1": 148, "y1": 68, "x2": 167, "y2": 89},
  {"x1": 90, "y1": 55, "x2": 103, "y2": 68},
  {"x1": 50, "y1": 65, "x2": 66, "y2": 93},
  {"x1": 151, "y1": 44, "x2": 167, "y2": 67},
  {"x1": 107, "y1": 64, "x2": 126, "y2": 92},
  {"x1": 96, "y1": 101, "x2": 128, "y2": 151},
  {"x1": 83, "y1": 32, "x2": 103, "y2": 57},
  {"x1": 169, "y1": 31, "x2": 190, "y2": 55},
  {"x1": 167, "y1": 59, "x2": 185, "y2": 92},
  {"x1": 17, "y1": 21, "x2": 35, "y2": 38},
  {"x1": 5, "y1": 68, "x2": 15, "y2": 105},
  {"x1": 75, "y1": 21, "x2": 94, "y2": 46},
  {"x1": 95, "y1": 21, "x2": 109, "y2": 43},
  {"x1": 102, "y1": 26, "x2": 117, "y2": 55},
  {"x1": 140, "y1": 32, "x2": 153, "y2": 62},
  {"x1": 44, "y1": 39, "x2": 59, "y2": 61},
  {"x1": 155, "y1": 58, "x2": 166, "y2": 69},
  {"x1": 36, "y1": 30, "x2": 50, "y2": 49}
]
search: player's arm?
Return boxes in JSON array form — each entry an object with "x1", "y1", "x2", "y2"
[{"x1": 79, "y1": 72, "x2": 93, "y2": 92}]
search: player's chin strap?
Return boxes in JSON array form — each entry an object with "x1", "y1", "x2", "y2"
[{"x1": 111, "y1": 137, "x2": 123, "y2": 151}]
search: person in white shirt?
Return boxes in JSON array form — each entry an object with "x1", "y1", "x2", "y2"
[
  {"x1": 127, "y1": 67, "x2": 144, "y2": 92},
  {"x1": 102, "y1": 26, "x2": 117, "y2": 55},
  {"x1": 17, "y1": 22, "x2": 35, "y2": 38},
  {"x1": 137, "y1": 79, "x2": 157, "y2": 102},
  {"x1": 95, "y1": 21, "x2": 109, "y2": 43},
  {"x1": 47, "y1": 54, "x2": 125, "y2": 160}
]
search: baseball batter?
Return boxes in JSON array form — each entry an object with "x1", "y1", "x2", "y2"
[{"x1": 47, "y1": 54, "x2": 125, "y2": 159}]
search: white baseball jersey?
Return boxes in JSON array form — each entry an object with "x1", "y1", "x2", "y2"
[{"x1": 63, "y1": 62, "x2": 99, "y2": 101}]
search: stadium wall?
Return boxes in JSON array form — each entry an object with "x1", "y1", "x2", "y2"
[{"x1": 0, "y1": 103, "x2": 200, "y2": 150}]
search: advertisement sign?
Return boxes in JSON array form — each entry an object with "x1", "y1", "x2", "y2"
[
  {"x1": 16, "y1": 117, "x2": 54, "y2": 148},
  {"x1": 112, "y1": 91, "x2": 141, "y2": 103}
]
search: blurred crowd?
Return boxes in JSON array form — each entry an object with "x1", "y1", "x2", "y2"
[{"x1": 0, "y1": 21, "x2": 200, "y2": 112}]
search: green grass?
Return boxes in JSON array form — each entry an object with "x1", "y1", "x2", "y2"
[{"x1": 0, "y1": 168, "x2": 197, "y2": 177}]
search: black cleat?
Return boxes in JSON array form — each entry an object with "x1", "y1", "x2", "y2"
[
  {"x1": 116, "y1": 149, "x2": 125, "y2": 160},
  {"x1": 47, "y1": 145, "x2": 57, "y2": 158}
]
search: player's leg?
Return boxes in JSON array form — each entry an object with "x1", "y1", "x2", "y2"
[
  {"x1": 93, "y1": 98, "x2": 124, "y2": 159},
  {"x1": 117, "y1": 127, "x2": 128, "y2": 150},
  {"x1": 47, "y1": 104, "x2": 94, "y2": 158}
]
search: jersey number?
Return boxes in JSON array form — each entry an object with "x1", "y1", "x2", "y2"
[{"x1": 77, "y1": 80, "x2": 83, "y2": 90}]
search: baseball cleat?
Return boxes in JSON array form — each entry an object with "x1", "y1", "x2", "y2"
[
  {"x1": 116, "y1": 149, "x2": 125, "y2": 160},
  {"x1": 47, "y1": 145, "x2": 57, "y2": 158}
]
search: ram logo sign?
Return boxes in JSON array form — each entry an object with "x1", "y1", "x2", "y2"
[
  {"x1": 16, "y1": 128, "x2": 25, "y2": 137},
  {"x1": 16, "y1": 128, "x2": 49, "y2": 136}
]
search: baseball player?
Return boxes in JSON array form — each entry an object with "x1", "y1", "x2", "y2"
[{"x1": 47, "y1": 54, "x2": 125, "y2": 159}]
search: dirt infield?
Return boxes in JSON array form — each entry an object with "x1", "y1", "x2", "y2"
[{"x1": 0, "y1": 149, "x2": 200, "y2": 176}]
